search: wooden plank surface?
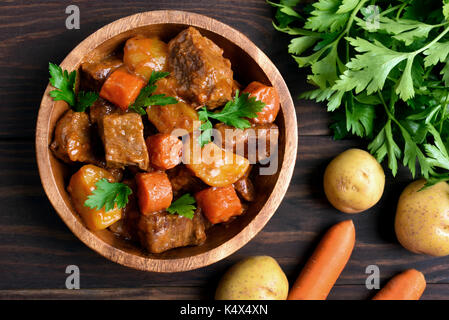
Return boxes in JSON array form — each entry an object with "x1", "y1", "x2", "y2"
[{"x1": 0, "y1": 0, "x2": 448, "y2": 300}]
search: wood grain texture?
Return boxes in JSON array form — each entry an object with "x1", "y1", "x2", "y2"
[
  {"x1": 1, "y1": 138, "x2": 449, "y2": 299},
  {"x1": 2, "y1": 284, "x2": 449, "y2": 300},
  {"x1": 1, "y1": 0, "x2": 448, "y2": 299}
]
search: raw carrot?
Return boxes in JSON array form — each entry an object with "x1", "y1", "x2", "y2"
[
  {"x1": 99, "y1": 68, "x2": 146, "y2": 110},
  {"x1": 372, "y1": 269, "x2": 426, "y2": 300},
  {"x1": 287, "y1": 220, "x2": 355, "y2": 300}
]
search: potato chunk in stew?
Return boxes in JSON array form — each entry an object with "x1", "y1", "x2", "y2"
[
  {"x1": 147, "y1": 101, "x2": 199, "y2": 134},
  {"x1": 68, "y1": 164, "x2": 122, "y2": 231},
  {"x1": 124, "y1": 36, "x2": 168, "y2": 81},
  {"x1": 51, "y1": 110, "x2": 96, "y2": 164},
  {"x1": 102, "y1": 113, "x2": 149, "y2": 170},
  {"x1": 146, "y1": 133, "x2": 183, "y2": 170},
  {"x1": 195, "y1": 185, "x2": 243, "y2": 224},
  {"x1": 136, "y1": 172, "x2": 173, "y2": 215},
  {"x1": 137, "y1": 209, "x2": 206, "y2": 253},
  {"x1": 185, "y1": 141, "x2": 250, "y2": 187},
  {"x1": 168, "y1": 27, "x2": 233, "y2": 109}
]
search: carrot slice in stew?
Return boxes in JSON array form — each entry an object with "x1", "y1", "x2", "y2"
[
  {"x1": 99, "y1": 68, "x2": 146, "y2": 110},
  {"x1": 243, "y1": 81, "x2": 280, "y2": 124},
  {"x1": 146, "y1": 133, "x2": 183, "y2": 170},
  {"x1": 195, "y1": 185, "x2": 243, "y2": 224},
  {"x1": 136, "y1": 172, "x2": 173, "y2": 215}
]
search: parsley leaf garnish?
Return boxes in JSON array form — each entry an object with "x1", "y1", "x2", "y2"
[
  {"x1": 129, "y1": 71, "x2": 178, "y2": 115},
  {"x1": 269, "y1": 0, "x2": 449, "y2": 186},
  {"x1": 197, "y1": 90, "x2": 265, "y2": 147},
  {"x1": 84, "y1": 178, "x2": 132, "y2": 212},
  {"x1": 167, "y1": 193, "x2": 197, "y2": 219},
  {"x1": 48, "y1": 62, "x2": 98, "y2": 112}
]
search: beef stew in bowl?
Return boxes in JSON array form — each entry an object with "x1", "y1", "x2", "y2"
[{"x1": 36, "y1": 11, "x2": 297, "y2": 271}]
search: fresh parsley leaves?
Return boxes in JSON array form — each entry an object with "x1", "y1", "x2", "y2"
[
  {"x1": 84, "y1": 179, "x2": 132, "y2": 212},
  {"x1": 129, "y1": 71, "x2": 178, "y2": 115},
  {"x1": 198, "y1": 90, "x2": 265, "y2": 147},
  {"x1": 269, "y1": 0, "x2": 449, "y2": 185},
  {"x1": 167, "y1": 193, "x2": 197, "y2": 219},
  {"x1": 48, "y1": 62, "x2": 98, "y2": 112}
]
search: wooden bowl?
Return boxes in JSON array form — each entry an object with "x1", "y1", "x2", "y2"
[{"x1": 36, "y1": 10, "x2": 297, "y2": 272}]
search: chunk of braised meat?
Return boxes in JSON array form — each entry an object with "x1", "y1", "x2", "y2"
[
  {"x1": 89, "y1": 98, "x2": 125, "y2": 163},
  {"x1": 168, "y1": 27, "x2": 233, "y2": 109},
  {"x1": 50, "y1": 110, "x2": 97, "y2": 164},
  {"x1": 166, "y1": 165, "x2": 206, "y2": 197},
  {"x1": 89, "y1": 97, "x2": 124, "y2": 129},
  {"x1": 105, "y1": 167, "x2": 124, "y2": 182},
  {"x1": 146, "y1": 133, "x2": 183, "y2": 170},
  {"x1": 233, "y1": 167, "x2": 255, "y2": 202},
  {"x1": 80, "y1": 56, "x2": 123, "y2": 91},
  {"x1": 137, "y1": 209, "x2": 206, "y2": 253},
  {"x1": 101, "y1": 113, "x2": 149, "y2": 170},
  {"x1": 215, "y1": 123, "x2": 279, "y2": 162}
]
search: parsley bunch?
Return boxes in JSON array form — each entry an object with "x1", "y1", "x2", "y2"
[
  {"x1": 129, "y1": 71, "x2": 178, "y2": 115},
  {"x1": 269, "y1": 0, "x2": 449, "y2": 185},
  {"x1": 49, "y1": 63, "x2": 98, "y2": 112},
  {"x1": 198, "y1": 90, "x2": 265, "y2": 147}
]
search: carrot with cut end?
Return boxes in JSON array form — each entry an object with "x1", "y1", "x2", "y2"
[
  {"x1": 99, "y1": 68, "x2": 146, "y2": 110},
  {"x1": 195, "y1": 185, "x2": 243, "y2": 224},
  {"x1": 136, "y1": 172, "x2": 173, "y2": 215},
  {"x1": 287, "y1": 220, "x2": 355, "y2": 300},
  {"x1": 372, "y1": 269, "x2": 426, "y2": 300}
]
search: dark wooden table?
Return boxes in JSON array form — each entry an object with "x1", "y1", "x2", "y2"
[{"x1": 1, "y1": 0, "x2": 448, "y2": 300}]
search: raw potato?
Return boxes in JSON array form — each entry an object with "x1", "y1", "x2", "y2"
[
  {"x1": 324, "y1": 148, "x2": 385, "y2": 213},
  {"x1": 215, "y1": 256, "x2": 288, "y2": 300},
  {"x1": 395, "y1": 179, "x2": 449, "y2": 257}
]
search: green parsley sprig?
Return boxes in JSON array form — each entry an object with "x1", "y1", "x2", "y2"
[
  {"x1": 198, "y1": 90, "x2": 265, "y2": 147},
  {"x1": 269, "y1": 0, "x2": 449, "y2": 186},
  {"x1": 128, "y1": 71, "x2": 178, "y2": 115},
  {"x1": 84, "y1": 178, "x2": 132, "y2": 212},
  {"x1": 167, "y1": 193, "x2": 197, "y2": 219},
  {"x1": 48, "y1": 62, "x2": 98, "y2": 112}
]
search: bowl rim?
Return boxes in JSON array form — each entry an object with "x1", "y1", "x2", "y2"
[{"x1": 35, "y1": 10, "x2": 298, "y2": 272}]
